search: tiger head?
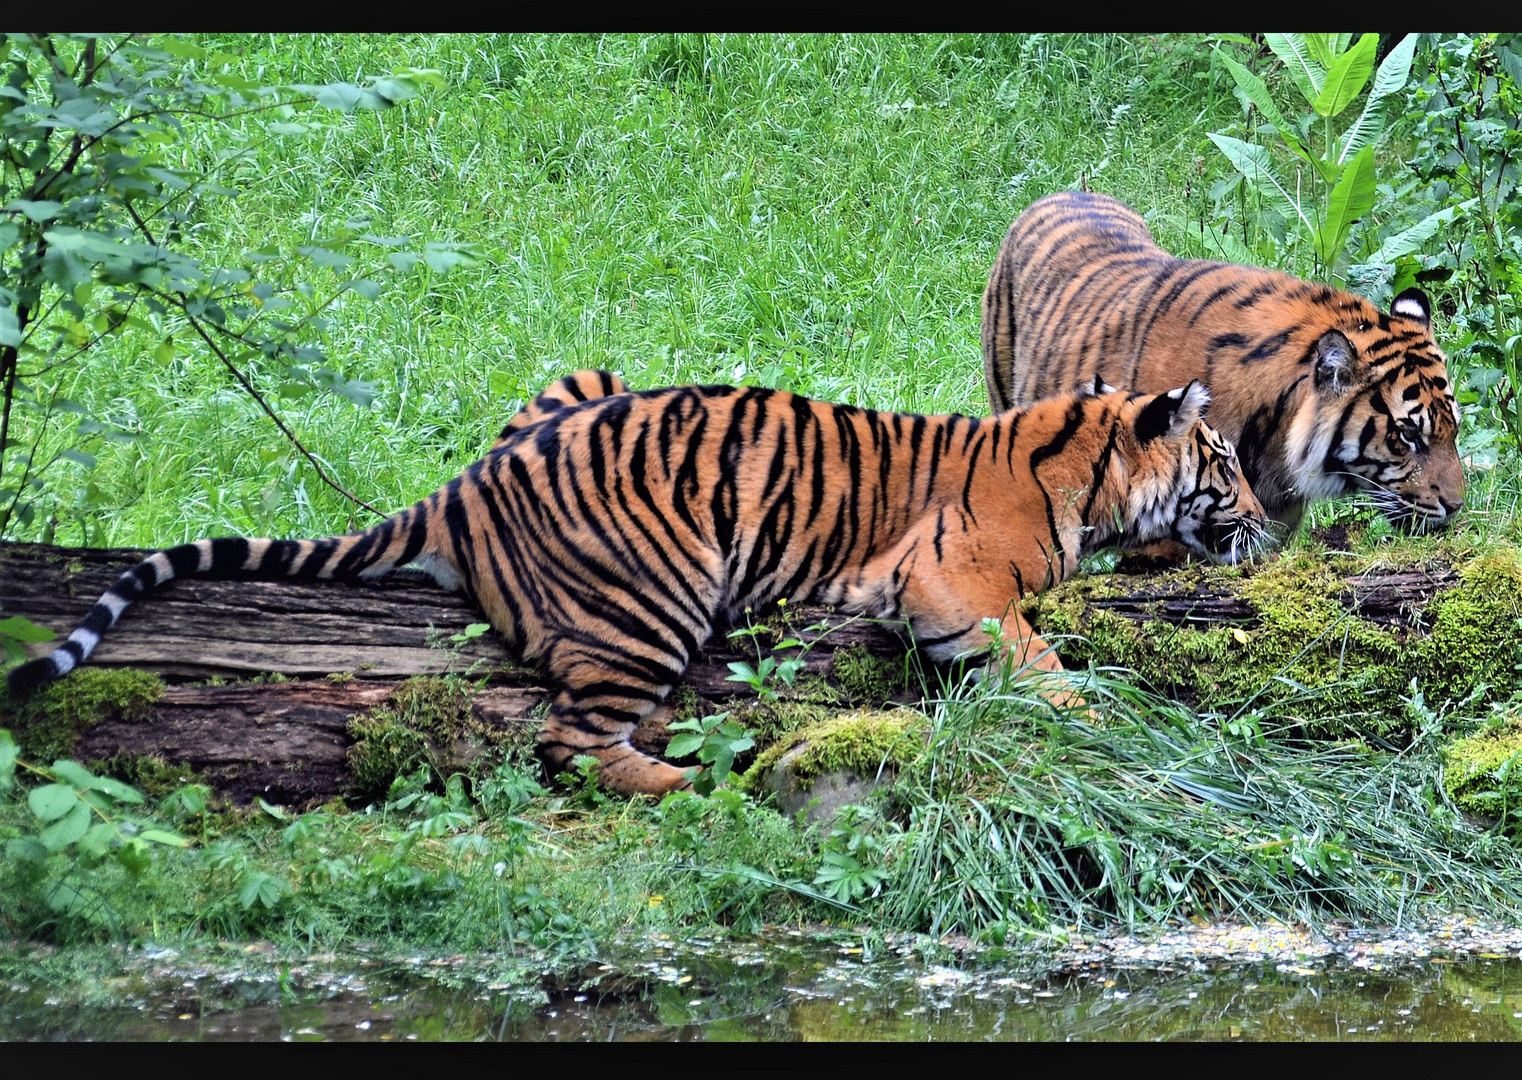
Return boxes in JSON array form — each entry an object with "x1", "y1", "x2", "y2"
[
  {"x1": 1290, "y1": 288, "x2": 1464, "y2": 532},
  {"x1": 1118, "y1": 382, "x2": 1269, "y2": 565}
]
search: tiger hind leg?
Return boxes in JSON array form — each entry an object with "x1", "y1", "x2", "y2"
[{"x1": 535, "y1": 642, "x2": 694, "y2": 796}]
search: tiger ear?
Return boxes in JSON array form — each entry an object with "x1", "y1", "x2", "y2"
[
  {"x1": 1312, "y1": 330, "x2": 1357, "y2": 394},
  {"x1": 1391, "y1": 287, "x2": 1431, "y2": 326},
  {"x1": 1134, "y1": 381, "x2": 1210, "y2": 444}
]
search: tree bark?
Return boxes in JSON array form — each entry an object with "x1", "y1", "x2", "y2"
[{"x1": 0, "y1": 542, "x2": 1465, "y2": 805}]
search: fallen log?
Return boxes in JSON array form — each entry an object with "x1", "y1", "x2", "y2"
[
  {"x1": 0, "y1": 542, "x2": 919, "y2": 805},
  {"x1": 0, "y1": 541, "x2": 1512, "y2": 805}
]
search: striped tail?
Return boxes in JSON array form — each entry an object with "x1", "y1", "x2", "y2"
[{"x1": 7, "y1": 500, "x2": 440, "y2": 697}]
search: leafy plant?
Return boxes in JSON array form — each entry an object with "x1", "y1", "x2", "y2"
[
  {"x1": 725, "y1": 611, "x2": 807, "y2": 703},
  {"x1": 666, "y1": 711, "x2": 755, "y2": 796},
  {"x1": 0, "y1": 728, "x2": 187, "y2": 921},
  {"x1": 0, "y1": 607, "x2": 52, "y2": 668},
  {"x1": 1401, "y1": 34, "x2": 1522, "y2": 451},
  {"x1": 1205, "y1": 33, "x2": 1418, "y2": 278},
  {"x1": 811, "y1": 803, "x2": 894, "y2": 903},
  {"x1": 0, "y1": 33, "x2": 480, "y2": 542}
]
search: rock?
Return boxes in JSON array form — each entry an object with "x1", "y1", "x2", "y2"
[{"x1": 762, "y1": 740, "x2": 893, "y2": 825}]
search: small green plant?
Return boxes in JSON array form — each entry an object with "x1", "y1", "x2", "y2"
[
  {"x1": 1205, "y1": 33, "x2": 1420, "y2": 279},
  {"x1": 0, "y1": 608, "x2": 53, "y2": 669},
  {"x1": 811, "y1": 803, "x2": 893, "y2": 904},
  {"x1": 725, "y1": 612, "x2": 807, "y2": 703},
  {"x1": 0, "y1": 728, "x2": 188, "y2": 920},
  {"x1": 666, "y1": 711, "x2": 755, "y2": 796}
]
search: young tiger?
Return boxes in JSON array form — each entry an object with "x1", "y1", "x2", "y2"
[
  {"x1": 982, "y1": 190, "x2": 1465, "y2": 535},
  {"x1": 8, "y1": 374, "x2": 1266, "y2": 796}
]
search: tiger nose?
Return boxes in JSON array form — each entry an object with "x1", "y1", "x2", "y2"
[{"x1": 1435, "y1": 486, "x2": 1463, "y2": 516}]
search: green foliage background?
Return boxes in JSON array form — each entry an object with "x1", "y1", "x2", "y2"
[{"x1": 5, "y1": 34, "x2": 1522, "y2": 957}]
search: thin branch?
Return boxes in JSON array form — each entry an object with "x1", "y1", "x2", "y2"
[
  {"x1": 164, "y1": 294, "x2": 384, "y2": 519},
  {"x1": 18, "y1": 295, "x2": 140, "y2": 379}
]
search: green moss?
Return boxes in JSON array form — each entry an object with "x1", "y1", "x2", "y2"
[
  {"x1": 1426, "y1": 550, "x2": 1522, "y2": 703},
  {"x1": 1023, "y1": 546, "x2": 1522, "y2": 741},
  {"x1": 346, "y1": 675, "x2": 523, "y2": 801},
  {"x1": 740, "y1": 709, "x2": 924, "y2": 792},
  {"x1": 1, "y1": 668, "x2": 164, "y2": 761},
  {"x1": 831, "y1": 643, "x2": 912, "y2": 704},
  {"x1": 1442, "y1": 717, "x2": 1522, "y2": 832},
  {"x1": 97, "y1": 752, "x2": 209, "y2": 799}
]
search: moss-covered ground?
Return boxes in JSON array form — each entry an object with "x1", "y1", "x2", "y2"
[{"x1": 1024, "y1": 541, "x2": 1522, "y2": 741}]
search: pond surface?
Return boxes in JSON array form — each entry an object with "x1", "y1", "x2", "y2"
[{"x1": 5, "y1": 927, "x2": 1522, "y2": 1041}]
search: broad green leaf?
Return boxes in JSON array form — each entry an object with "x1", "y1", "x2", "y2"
[
  {"x1": 1498, "y1": 45, "x2": 1522, "y2": 88},
  {"x1": 79, "y1": 821, "x2": 118, "y2": 857},
  {"x1": 1218, "y1": 52, "x2": 1312, "y2": 162},
  {"x1": 1367, "y1": 198, "x2": 1478, "y2": 264},
  {"x1": 155, "y1": 38, "x2": 207, "y2": 61},
  {"x1": 0, "y1": 615, "x2": 54, "y2": 643},
  {"x1": 1315, "y1": 145, "x2": 1376, "y2": 265},
  {"x1": 1303, "y1": 34, "x2": 1336, "y2": 70},
  {"x1": 0, "y1": 223, "x2": 18, "y2": 252},
  {"x1": 29, "y1": 782, "x2": 79, "y2": 822},
  {"x1": 89, "y1": 775, "x2": 145, "y2": 803},
  {"x1": 1339, "y1": 34, "x2": 1417, "y2": 164},
  {"x1": 421, "y1": 242, "x2": 483, "y2": 274},
  {"x1": 346, "y1": 278, "x2": 383, "y2": 301},
  {"x1": 298, "y1": 245, "x2": 355, "y2": 271},
  {"x1": 7, "y1": 199, "x2": 62, "y2": 222},
  {"x1": 50, "y1": 759, "x2": 98, "y2": 789},
  {"x1": 257, "y1": 797, "x2": 289, "y2": 820},
  {"x1": 0, "y1": 729, "x2": 16, "y2": 791},
  {"x1": 139, "y1": 828, "x2": 190, "y2": 847},
  {"x1": 1265, "y1": 33, "x2": 1325, "y2": 104},
  {"x1": 40, "y1": 800, "x2": 92, "y2": 851},
  {"x1": 0, "y1": 305, "x2": 17, "y2": 347},
  {"x1": 238, "y1": 871, "x2": 293, "y2": 909},
  {"x1": 665, "y1": 734, "x2": 706, "y2": 759},
  {"x1": 1207, "y1": 133, "x2": 1310, "y2": 231},
  {"x1": 60, "y1": 448, "x2": 97, "y2": 469},
  {"x1": 296, "y1": 82, "x2": 364, "y2": 111},
  {"x1": 1313, "y1": 33, "x2": 1377, "y2": 118}
]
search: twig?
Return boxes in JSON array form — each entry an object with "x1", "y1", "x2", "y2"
[{"x1": 178, "y1": 308, "x2": 384, "y2": 519}]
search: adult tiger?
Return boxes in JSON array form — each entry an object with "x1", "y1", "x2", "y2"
[
  {"x1": 9, "y1": 373, "x2": 1266, "y2": 796},
  {"x1": 982, "y1": 190, "x2": 1465, "y2": 535}
]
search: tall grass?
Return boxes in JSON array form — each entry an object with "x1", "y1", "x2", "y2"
[
  {"x1": 884, "y1": 672, "x2": 1522, "y2": 937},
  {"x1": 11, "y1": 33, "x2": 1244, "y2": 548}
]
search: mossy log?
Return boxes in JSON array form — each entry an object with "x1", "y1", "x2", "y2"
[
  {"x1": 2, "y1": 541, "x2": 1517, "y2": 805},
  {"x1": 1022, "y1": 545, "x2": 1522, "y2": 738},
  {"x1": 0, "y1": 542, "x2": 919, "y2": 805}
]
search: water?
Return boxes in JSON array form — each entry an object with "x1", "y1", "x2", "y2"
[{"x1": 4, "y1": 934, "x2": 1521, "y2": 1041}]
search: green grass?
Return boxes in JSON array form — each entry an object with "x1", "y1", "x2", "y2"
[{"x1": 11, "y1": 33, "x2": 1245, "y2": 547}]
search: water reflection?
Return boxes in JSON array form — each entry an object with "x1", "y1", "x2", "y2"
[{"x1": 3, "y1": 938, "x2": 1521, "y2": 1041}]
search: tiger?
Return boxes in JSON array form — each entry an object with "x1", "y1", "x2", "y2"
[
  {"x1": 7, "y1": 373, "x2": 1267, "y2": 797},
  {"x1": 981, "y1": 190, "x2": 1465, "y2": 537}
]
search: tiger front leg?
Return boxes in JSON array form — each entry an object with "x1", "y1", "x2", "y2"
[{"x1": 855, "y1": 526, "x2": 1084, "y2": 709}]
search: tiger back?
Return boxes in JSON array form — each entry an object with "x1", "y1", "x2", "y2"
[
  {"x1": 982, "y1": 190, "x2": 1464, "y2": 534},
  {"x1": 10, "y1": 373, "x2": 1266, "y2": 797}
]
